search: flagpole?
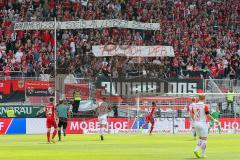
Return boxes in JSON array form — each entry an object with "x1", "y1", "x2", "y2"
[{"x1": 54, "y1": 17, "x2": 57, "y2": 105}]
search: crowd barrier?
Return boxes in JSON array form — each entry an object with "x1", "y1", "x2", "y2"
[{"x1": 1, "y1": 118, "x2": 240, "y2": 135}]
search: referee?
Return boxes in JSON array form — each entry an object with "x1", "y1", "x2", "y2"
[{"x1": 57, "y1": 99, "x2": 72, "y2": 141}]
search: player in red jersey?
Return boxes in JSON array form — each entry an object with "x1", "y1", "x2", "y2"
[
  {"x1": 45, "y1": 97, "x2": 58, "y2": 143},
  {"x1": 141, "y1": 102, "x2": 157, "y2": 135}
]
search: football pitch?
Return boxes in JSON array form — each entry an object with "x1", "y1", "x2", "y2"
[{"x1": 0, "y1": 134, "x2": 239, "y2": 160}]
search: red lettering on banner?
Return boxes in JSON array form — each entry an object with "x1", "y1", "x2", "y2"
[
  {"x1": 184, "y1": 118, "x2": 240, "y2": 130},
  {"x1": 95, "y1": 46, "x2": 174, "y2": 57},
  {"x1": 26, "y1": 81, "x2": 53, "y2": 89},
  {"x1": 161, "y1": 46, "x2": 168, "y2": 56}
]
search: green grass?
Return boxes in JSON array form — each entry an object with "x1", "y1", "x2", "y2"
[{"x1": 0, "y1": 134, "x2": 239, "y2": 160}]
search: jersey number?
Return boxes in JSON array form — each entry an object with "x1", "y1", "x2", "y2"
[
  {"x1": 195, "y1": 108, "x2": 200, "y2": 120},
  {"x1": 46, "y1": 108, "x2": 52, "y2": 115}
]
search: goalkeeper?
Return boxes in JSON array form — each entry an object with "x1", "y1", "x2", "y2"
[{"x1": 208, "y1": 106, "x2": 221, "y2": 134}]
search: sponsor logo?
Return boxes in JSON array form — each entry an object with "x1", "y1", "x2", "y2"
[
  {"x1": 222, "y1": 121, "x2": 240, "y2": 129},
  {"x1": 18, "y1": 80, "x2": 24, "y2": 88},
  {"x1": 69, "y1": 121, "x2": 129, "y2": 130},
  {"x1": 67, "y1": 118, "x2": 132, "y2": 134},
  {"x1": 0, "y1": 107, "x2": 33, "y2": 115}
]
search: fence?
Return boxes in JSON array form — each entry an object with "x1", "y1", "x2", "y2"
[{"x1": 0, "y1": 71, "x2": 24, "y2": 78}]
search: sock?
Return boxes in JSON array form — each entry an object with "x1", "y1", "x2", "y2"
[
  {"x1": 195, "y1": 139, "x2": 202, "y2": 151},
  {"x1": 99, "y1": 128, "x2": 104, "y2": 136},
  {"x1": 218, "y1": 126, "x2": 221, "y2": 134},
  {"x1": 193, "y1": 130, "x2": 197, "y2": 138},
  {"x1": 192, "y1": 128, "x2": 196, "y2": 137},
  {"x1": 47, "y1": 131, "x2": 50, "y2": 142},
  {"x1": 58, "y1": 129, "x2": 61, "y2": 140},
  {"x1": 149, "y1": 122, "x2": 154, "y2": 134},
  {"x1": 63, "y1": 129, "x2": 66, "y2": 136},
  {"x1": 201, "y1": 140, "x2": 207, "y2": 157},
  {"x1": 52, "y1": 129, "x2": 57, "y2": 139}
]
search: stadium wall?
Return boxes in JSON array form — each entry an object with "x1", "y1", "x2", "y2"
[{"x1": 0, "y1": 118, "x2": 240, "y2": 134}]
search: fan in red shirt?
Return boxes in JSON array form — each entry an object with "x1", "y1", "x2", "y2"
[
  {"x1": 209, "y1": 62, "x2": 219, "y2": 78},
  {"x1": 45, "y1": 97, "x2": 57, "y2": 143},
  {"x1": 141, "y1": 101, "x2": 157, "y2": 135}
]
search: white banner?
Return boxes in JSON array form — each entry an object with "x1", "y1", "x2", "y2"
[
  {"x1": 26, "y1": 118, "x2": 46, "y2": 134},
  {"x1": 78, "y1": 100, "x2": 97, "y2": 111},
  {"x1": 14, "y1": 20, "x2": 160, "y2": 30},
  {"x1": 92, "y1": 45, "x2": 175, "y2": 57}
]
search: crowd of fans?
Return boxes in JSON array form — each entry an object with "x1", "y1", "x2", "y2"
[{"x1": 0, "y1": 0, "x2": 239, "y2": 80}]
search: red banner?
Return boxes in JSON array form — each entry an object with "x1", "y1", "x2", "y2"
[
  {"x1": 0, "y1": 81, "x2": 11, "y2": 94},
  {"x1": 12, "y1": 80, "x2": 25, "y2": 91}
]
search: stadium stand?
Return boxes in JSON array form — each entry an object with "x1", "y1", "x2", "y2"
[{"x1": 0, "y1": 0, "x2": 239, "y2": 80}]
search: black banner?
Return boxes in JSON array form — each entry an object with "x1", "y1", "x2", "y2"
[
  {"x1": 26, "y1": 88, "x2": 54, "y2": 96},
  {"x1": 182, "y1": 70, "x2": 210, "y2": 78},
  {"x1": 96, "y1": 77, "x2": 203, "y2": 96},
  {"x1": 25, "y1": 81, "x2": 54, "y2": 96},
  {"x1": 0, "y1": 92, "x2": 25, "y2": 103}
]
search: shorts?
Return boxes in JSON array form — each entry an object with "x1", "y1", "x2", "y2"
[
  {"x1": 98, "y1": 115, "x2": 107, "y2": 125},
  {"x1": 209, "y1": 121, "x2": 214, "y2": 127},
  {"x1": 209, "y1": 120, "x2": 221, "y2": 127},
  {"x1": 190, "y1": 120, "x2": 195, "y2": 128},
  {"x1": 58, "y1": 117, "x2": 68, "y2": 129},
  {"x1": 146, "y1": 115, "x2": 154, "y2": 123},
  {"x1": 194, "y1": 121, "x2": 208, "y2": 137},
  {"x1": 46, "y1": 118, "x2": 57, "y2": 129}
]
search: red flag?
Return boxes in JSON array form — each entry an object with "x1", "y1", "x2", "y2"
[
  {"x1": 0, "y1": 81, "x2": 11, "y2": 94},
  {"x1": 12, "y1": 80, "x2": 25, "y2": 91}
]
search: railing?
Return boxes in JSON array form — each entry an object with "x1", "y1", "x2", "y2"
[{"x1": 0, "y1": 71, "x2": 24, "y2": 78}]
